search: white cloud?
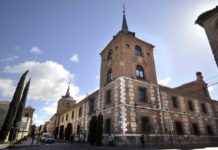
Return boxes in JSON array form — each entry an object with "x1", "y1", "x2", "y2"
[
  {"x1": 208, "y1": 86, "x2": 214, "y2": 93},
  {"x1": 43, "y1": 102, "x2": 57, "y2": 115},
  {"x1": 3, "y1": 60, "x2": 81, "y2": 101},
  {"x1": 33, "y1": 113, "x2": 44, "y2": 126},
  {"x1": 158, "y1": 77, "x2": 172, "y2": 86},
  {"x1": 30, "y1": 46, "x2": 43, "y2": 54},
  {"x1": 96, "y1": 75, "x2": 100, "y2": 80},
  {"x1": 0, "y1": 56, "x2": 19, "y2": 62},
  {"x1": 0, "y1": 78, "x2": 15, "y2": 98},
  {"x1": 70, "y1": 54, "x2": 79, "y2": 63}
]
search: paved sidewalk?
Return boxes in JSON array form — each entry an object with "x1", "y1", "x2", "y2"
[
  {"x1": 14, "y1": 138, "x2": 39, "y2": 148},
  {"x1": 0, "y1": 144, "x2": 10, "y2": 150}
]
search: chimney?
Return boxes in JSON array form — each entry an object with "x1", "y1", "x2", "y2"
[{"x1": 196, "y1": 72, "x2": 203, "y2": 81}]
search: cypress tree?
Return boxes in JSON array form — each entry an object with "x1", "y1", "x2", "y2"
[
  {"x1": 88, "y1": 116, "x2": 97, "y2": 145},
  {"x1": 0, "y1": 71, "x2": 28, "y2": 143},
  {"x1": 10, "y1": 79, "x2": 31, "y2": 141},
  {"x1": 96, "y1": 113, "x2": 103, "y2": 146}
]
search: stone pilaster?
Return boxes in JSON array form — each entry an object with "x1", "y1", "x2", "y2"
[
  {"x1": 183, "y1": 117, "x2": 190, "y2": 134},
  {"x1": 114, "y1": 79, "x2": 119, "y2": 132},
  {"x1": 128, "y1": 79, "x2": 137, "y2": 132},
  {"x1": 119, "y1": 77, "x2": 127, "y2": 134}
]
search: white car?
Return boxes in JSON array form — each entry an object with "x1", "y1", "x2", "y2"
[{"x1": 41, "y1": 133, "x2": 55, "y2": 143}]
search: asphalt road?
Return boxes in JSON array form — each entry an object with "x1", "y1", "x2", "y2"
[{"x1": 5, "y1": 143, "x2": 146, "y2": 150}]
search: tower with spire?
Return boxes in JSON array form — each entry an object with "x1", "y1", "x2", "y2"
[
  {"x1": 57, "y1": 83, "x2": 76, "y2": 115},
  {"x1": 121, "y1": 4, "x2": 128, "y2": 33},
  {"x1": 100, "y1": 6, "x2": 157, "y2": 87}
]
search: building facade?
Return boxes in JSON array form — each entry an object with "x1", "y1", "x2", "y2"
[
  {"x1": 54, "y1": 11, "x2": 218, "y2": 146},
  {"x1": 196, "y1": 6, "x2": 218, "y2": 67}
]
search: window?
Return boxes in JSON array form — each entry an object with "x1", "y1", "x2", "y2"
[
  {"x1": 188, "y1": 100, "x2": 194, "y2": 112},
  {"x1": 107, "y1": 49, "x2": 112, "y2": 60},
  {"x1": 89, "y1": 98, "x2": 95, "y2": 113},
  {"x1": 79, "y1": 107, "x2": 82, "y2": 117},
  {"x1": 214, "y1": 18, "x2": 218, "y2": 29},
  {"x1": 66, "y1": 114, "x2": 68, "y2": 121},
  {"x1": 206, "y1": 125, "x2": 214, "y2": 135},
  {"x1": 77, "y1": 125, "x2": 81, "y2": 135},
  {"x1": 135, "y1": 45, "x2": 143, "y2": 56},
  {"x1": 107, "y1": 69, "x2": 112, "y2": 83},
  {"x1": 172, "y1": 96, "x2": 178, "y2": 108},
  {"x1": 104, "y1": 118, "x2": 111, "y2": 134},
  {"x1": 136, "y1": 65, "x2": 145, "y2": 80},
  {"x1": 125, "y1": 44, "x2": 130, "y2": 48},
  {"x1": 138, "y1": 87, "x2": 148, "y2": 102},
  {"x1": 141, "y1": 117, "x2": 151, "y2": 134},
  {"x1": 191, "y1": 123, "x2": 200, "y2": 135},
  {"x1": 105, "y1": 90, "x2": 111, "y2": 105},
  {"x1": 71, "y1": 111, "x2": 74, "y2": 119},
  {"x1": 201, "y1": 103, "x2": 207, "y2": 114},
  {"x1": 174, "y1": 121, "x2": 184, "y2": 135},
  {"x1": 24, "y1": 113, "x2": 29, "y2": 117}
]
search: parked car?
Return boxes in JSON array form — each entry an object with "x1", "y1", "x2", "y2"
[{"x1": 41, "y1": 133, "x2": 55, "y2": 143}]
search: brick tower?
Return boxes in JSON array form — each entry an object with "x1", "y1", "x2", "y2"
[{"x1": 100, "y1": 8, "x2": 158, "y2": 87}]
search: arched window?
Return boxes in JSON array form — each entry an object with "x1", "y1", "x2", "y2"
[
  {"x1": 107, "y1": 49, "x2": 112, "y2": 60},
  {"x1": 134, "y1": 45, "x2": 143, "y2": 56},
  {"x1": 107, "y1": 69, "x2": 112, "y2": 83},
  {"x1": 136, "y1": 65, "x2": 145, "y2": 80}
]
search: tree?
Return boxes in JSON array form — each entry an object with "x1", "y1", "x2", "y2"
[
  {"x1": 0, "y1": 71, "x2": 29, "y2": 143},
  {"x1": 10, "y1": 79, "x2": 31, "y2": 141},
  {"x1": 96, "y1": 113, "x2": 103, "y2": 146},
  {"x1": 88, "y1": 115, "x2": 97, "y2": 145}
]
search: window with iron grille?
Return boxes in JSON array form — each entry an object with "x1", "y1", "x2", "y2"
[
  {"x1": 79, "y1": 107, "x2": 82, "y2": 117},
  {"x1": 174, "y1": 121, "x2": 184, "y2": 135},
  {"x1": 201, "y1": 103, "x2": 207, "y2": 114},
  {"x1": 141, "y1": 116, "x2": 151, "y2": 134},
  {"x1": 107, "y1": 69, "x2": 112, "y2": 83},
  {"x1": 172, "y1": 96, "x2": 178, "y2": 108},
  {"x1": 135, "y1": 45, "x2": 143, "y2": 56},
  {"x1": 136, "y1": 65, "x2": 145, "y2": 80},
  {"x1": 188, "y1": 100, "x2": 194, "y2": 111},
  {"x1": 104, "y1": 118, "x2": 111, "y2": 134},
  {"x1": 138, "y1": 87, "x2": 148, "y2": 102},
  {"x1": 105, "y1": 90, "x2": 111, "y2": 105},
  {"x1": 191, "y1": 123, "x2": 200, "y2": 135},
  {"x1": 206, "y1": 125, "x2": 214, "y2": 135}
]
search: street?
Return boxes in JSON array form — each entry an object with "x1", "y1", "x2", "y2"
[
  {"x1": 4, "y1": 143, "x2": 218, "y2": 150},
  {"x1": 4, "y1": 143, "x2": 149, "y2": 150}
]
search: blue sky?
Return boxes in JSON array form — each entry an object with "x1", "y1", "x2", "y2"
[{"x1": 0, "y1": 0, "x2": 218, "y2": 125}]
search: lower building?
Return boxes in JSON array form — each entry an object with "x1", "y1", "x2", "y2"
[
  {"x1": 55, "y1": 73, "x2": 218, "y2": 146},
  {"x1": 53, "y1": 9, "x2": 218, "y2": 147},
  {"x1": 0, "y1": 101, "x2": 35, "y2": 142}
]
